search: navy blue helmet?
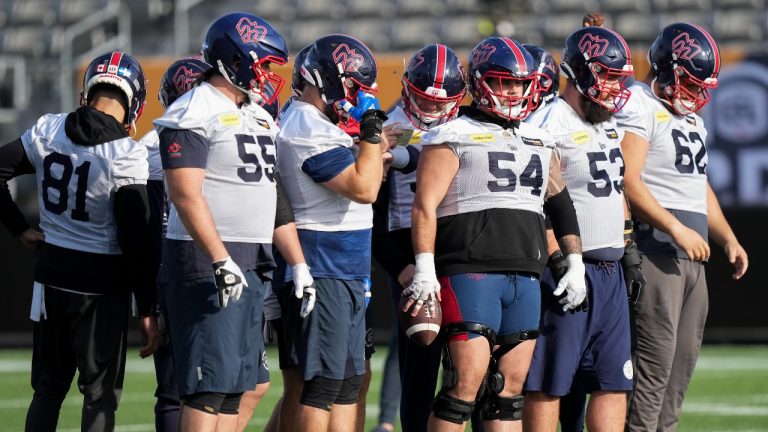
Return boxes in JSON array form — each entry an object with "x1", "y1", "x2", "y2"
[
  {"x1": 158, "y1": 56, "x2": 210, "y2": 108},
  {"x1": 202, "y1": 12, "x2": 288, "y2": 104},
  {"x1": 401, "y1": 44, "x2": 466, "y2": 130},
  {"x1": 468, "y1": 37, "x2": 539, "y2": 120},
  {"x1": 300, "y1": 34, "x2": 378, "y2": 110},
  {"x1": 561, "y1": 27, "x2": 634, "y2": 112},
  {"x1": 649, "y1": 22, "x2": 720, "y2": 115},
  {"x1": 524, "y1": 44, "x2": 560, "y2": 108},
  {"x1": 82, "y1": 51, "x2": 147, "y2": 127},
  {"x1": 291, "y1": 44, "x2": 312, "y2": 96}
]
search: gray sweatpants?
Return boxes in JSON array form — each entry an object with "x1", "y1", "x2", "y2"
[{"x1": 627, "y1": 254, "x2": 708, "y2": 432}]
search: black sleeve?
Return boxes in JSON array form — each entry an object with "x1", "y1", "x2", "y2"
[
  {"x1": 274, "y1": 172, "x2": 295, "y2": 228},
  {"x1": 0, "y1": 138, "x2": 34, "y2": 236},
  {"x1": 159, "y1": 128, "x2": 209, "y2": 169},
  {"x1": 371, "y1": 180, "x2": 411, "y2": 278},
  {"x1": 114, "y1": 184, "x2": 157, "y2": 317},
  {"x1": 146, "y1": 178, "x2": 165, "y2": 282},
  {"x1": 543, "y1": 187, "x2": 580, "y2": 239}
]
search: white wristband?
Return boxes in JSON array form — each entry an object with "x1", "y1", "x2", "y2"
[{"x1": 415, "y1": 253, "x2": 436, "y2": 274}]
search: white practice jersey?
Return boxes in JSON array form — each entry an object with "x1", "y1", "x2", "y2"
[
  {"x1": 615, "y1": 82, "x2": 708, "y2": 215},
  {"x1": 138, "y1": 129, "x2": 163, "y2": 181},
  {"x1": 154, "y1": 82, "x2": 278, "y2": 243},
  {"x1": 276, "y1": 100, "x2": 373, "y2": 231},
  {"x1": 531, "y1": 98, "x2": 626, "y2": 253},
  {"x1": 21, "y1": 113, "x2": 148, "y2": 255},
  {"x1": 384, "y1": 105, "x2": 422, "y2": 232},
  {"x1": 422, "y1": 115, "x2": 555, "y2": 218}
]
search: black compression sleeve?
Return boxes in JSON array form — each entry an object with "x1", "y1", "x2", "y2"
[
  {"x1": 0, "y1": 138, "x2": 34, "y2": 235},
  {"x1": 274, "y1": 173, "x2": 295, "y2": 228},
  {"x1": 544, "y1": 188, "x2": 580, "y2": 239},
  {"x1": 371, "y1": 181, "x2": 411, "y2": 278},
  {"x1": 114, "y1": 184, "x2": 157, "y2": 317}
]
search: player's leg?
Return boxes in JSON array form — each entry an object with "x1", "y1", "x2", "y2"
[
  {"x1": 558, "y1": 379, "x2": 587, "y2": 432},
  {"x1": 585, "y1": 391, "x2": 627, "y2": 432},
  {"x1": 154, "y1": 299, "x2": 181, "y2": 432},
  {"x1": 373, "y1": 315, "x2": 401, "y2": 432},
  {"x1": 237, "y1": 352, "x2": 271, "y2": 432},
  {"x1": 483, "y1": 273, "x2": 540, "y2": 432},
  {"x1": 276, "y1": 282, "x2": 305, "y2": 432},
  {"x1": 25, "y1": 287, "x2": 78, "y2": 432},
  {"x1": 626, "y1": 254, "x2": 685, "y2": 432},
  {"x1": 72, "y1": 290, "x2": 131, "y2": 432},
  {"x1": 355, "y1": 307, "x2": 376, "y2": 432},
  {"x1": 657, "y1": 262, "x2": 708, "y2": 432},
  {"x1": 524, "y1": 269, "x2": 586, "y2": 432}
]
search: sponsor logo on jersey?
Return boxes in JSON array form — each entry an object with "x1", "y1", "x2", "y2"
[
  {"x1": 409, "y1": 131, "x2": 422, "y2": 145},
  {"x1": 604, "y1": 128, "x2": 619, "y2": 139},
  {"x1": 168, "y1": 142, "x2": 182, "y2": 158},
  {"x1": 685, "y1": 116, "x2": 697, "y2": 126},
  {"x1": 218, "y1": 113, "x2": 241, "y2": 126},
  {"x1": 521, "y1": 136, "x2": 544, "y2": 146},
  {"x1": 654, "y1": 110, "x2": 671, "y2": 123},
  {"x1": 471, "y1": 133, "x2": 495, "y2": 142},
  {"x1": 571, "y1": 130, "x2": 590, "y2": 144}
]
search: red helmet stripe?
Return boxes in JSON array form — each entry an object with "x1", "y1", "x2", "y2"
[
  {"x1": 691, "y1": 24, "x2": 720, "y2": 75},
  {"x1": 605, "y1": 28, "x2": 631, "y2": 62},
  {"x1": 501, "y1": 37, "x2": 527, "y2": 73},
  {"x1": 434, "y1": 44, "x2": 447, "y2": 89},
  {"x1": 108, "y1": 51, "x2": 124, "y2": 74}
]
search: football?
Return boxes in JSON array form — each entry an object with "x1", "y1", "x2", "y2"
[{"x1": 398, "y1": 295, "x2": 442, "y2": 346}]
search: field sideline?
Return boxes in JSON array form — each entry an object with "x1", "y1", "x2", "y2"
[{"x1": 0, "y1": 345, "x2": 766, "y2": 431}]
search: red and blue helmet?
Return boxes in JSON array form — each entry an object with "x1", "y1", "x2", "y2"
[
  {"x1": 202, "y1": 12, "x2": 288, "y2": 105},
  {"x1": 523, "y1": 44, "x2": 560, "y2": 108},
  {"x1": 82, "y1": 51, "x2": 147, "y2": 127},
  {"x1": 401, "y1": 44, "x2": 466, "y2": 130},
  {"x1": 649, "y1": 22, "x2": 720, "y2": 115},
  {"x1": 291, "y1": 44, "x2": 312, "y2": 96},
  {"x1": 468, "y1": 37, "x2": 540, "y2": 120},
  {"x1": 158, "y1": 56, "x2": 210, "y2": 108},
  {"x1": 561, "y1": 27, "x2": 634, "y2": 112}
]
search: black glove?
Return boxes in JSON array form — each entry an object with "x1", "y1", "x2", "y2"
[
  {"x1": 621, "y1": 243, "x2": 645, "y2": 304},
  {"x1": 547, "y1": 250, "x2": 589, "y2": 312},
  {"x1": 359, "y1": 109, "x2": 388, "y2": 143}
]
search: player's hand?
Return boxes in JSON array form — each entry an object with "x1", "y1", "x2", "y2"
[
  {"x1": 19, "y1": 228, "x2": 44, "y2": 250},
  {"x1": 670, "y1": 224, "x2": 710, "y2": 261},
  {"x1": 212, "y1": 256, "x2": 248, "y2": 308},
  {"x1": 583, "y1": 12, "x2": 606, "y2": 27},
  {"x1": 138, "y1": 315, "x2": 160, "y2": 358},
  {"x1": 382, "y1": 124, "x2": 403, "y2": 152},
  {"x1": 383, "y1": 151, "x2": 394, "y2": 181},
  {"x1": 724, "y1": 240, "x2": 748, "y2": 280},
  {"x1": 398, "y1": 264, "x2": 416, "y2": 289},
  {"x1": 552, "y1": 254, "x2": 587, "y2": 312},
  {"x1": 338, "y1": 90, "x2": 381, "y2": 122},
  {"x1": 621, "y1": 243, "x2": 646, "y2": 304},
  {"x1": 402, "y1": 253, "x2": 441, "y2": 317},
  {"x1": 292, "y1": 263, "x2": 316, "y2": 318}
]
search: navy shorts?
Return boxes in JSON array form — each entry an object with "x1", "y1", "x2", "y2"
[
  {"x1": 525, "y1": 261, "x2": 633, "y2": 396},
  {"x1": 160, "y1": 270, "x2": 269, "y2": 397},
  {"x1": 440, "y1": 272, "x2": 541, "y2": 340},
  {"x1": 282, "y1": 278, "x2": 366, "y2": 381}
]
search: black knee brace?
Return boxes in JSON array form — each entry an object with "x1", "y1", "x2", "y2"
[
  {"x1": 440, "y1": 322, "x2": 497, "y2": 390},
  {"x1": 335, "y1": 374, "x2": 364, "y2": 405},
  {"x1": 432, "y1": 390, "x2": 475, "y2": 424},
  {"x1": 219, "y1": 393, "x2": 242, "y2": 415},
  {"x1": 182, "y1": 392, "x2": 226, "y2": 415},
  {"x1": 481, "y1": 393, "x2": 525, "y2": 421},
  {"x1": 300, "y1": 376, "x2": 343, "y2": 411}
]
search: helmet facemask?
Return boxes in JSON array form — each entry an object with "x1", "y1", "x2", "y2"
[
  {"x1": 401, "y1": 76, "x2": 464, "y2": 130},
  {"x1": 657, "y1": 65, "x2": 717, "y2": 115},
  {"x1": 331, "y1": 70, "x2": 378, "y2": 126},
  {"x1": 475, "y1": 70, "x2": 539, "y2": 121},
  {"x1": 583, "y1": 62, "x2": 633, "y2": 113}
]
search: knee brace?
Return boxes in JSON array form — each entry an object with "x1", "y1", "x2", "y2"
[
  {"x1": 182, "y1": 392, "x2": 226, "y2": 415},
  {"x1": 480, "y1": 393, "x2": 525, "y2": 421},
  {"x1": 432, "y1": 390, "x2": 475, "y2": 424},
  {"x1": 300, "y1": 376, "x2": 343, "y2": 411},
  {"x1": 335, "y1": 374, "x2": 364, "y2": 405},
  {"x1": 440, "y1": 322, "x2": 497, "y2": 390},
  {"x1": 219, "y1": 393, "x2": 242, "y2": 415}
]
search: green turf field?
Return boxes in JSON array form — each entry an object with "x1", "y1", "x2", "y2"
[{"x1": 0, "y1": 345, "x2": 766, "y2": 431}]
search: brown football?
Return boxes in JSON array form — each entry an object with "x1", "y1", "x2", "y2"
[{"x1": 398, "y1": 295, "x2": 442, "y2": 346}]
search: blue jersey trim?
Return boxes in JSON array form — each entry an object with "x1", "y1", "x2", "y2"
[{"x1": 301, "y1": 146, "x2": 355, "y2": 183}]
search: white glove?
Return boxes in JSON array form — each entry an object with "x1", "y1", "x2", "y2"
[
  {"x1": 402, "y1": 253, "x2": 441, "y2": 316},
  {"x1": 292, "y1": 263, "x2": 316, "y2": 318},
  {"x1": 212, "y1": 256, "x2": 248, "y2": 308},
  {"x1": 552, "y1": 254, "x2": 587, "y2": 312}
]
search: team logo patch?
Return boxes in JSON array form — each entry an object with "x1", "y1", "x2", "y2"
[
  {"x1": 218, "y1": 113, "x2": 241, "y2": 126},
  {"x1": 672, "y1": 33, "x2": 702, "y2": 61},
  {"x1": 173, "y1": 66, "x2": 200, "y2": 94},
  {"x1": 685, "y1": 116, "x2": 697, "y2": 126},
  {"x1": 471, "y1": 43, "x2": 496, "y2": 68},
  {"x1": 521, "y1": 136, "x2": 544, "y2": 146},
  {"x1": 256, "y1": 118, "x2": 271, "y2": 129},
  {"x1": 578, "y1": 33, "x2": 610, "y2": 58},
  {"x1": 623, "y1": 360, "x2": 634, "y2": 379},
  {"x1": 168, "y1": 142, "x2": 182, "y2": 158},
  {"x1": 466, "y1": 273, "x2": 486, "y2": 281},
  {"x1": 236, "y1": 17, "x2": 268, "y2": 43},
  {"x1": 571, "y1": 130, "x2": 590, "y2": 145},
  {"x1": 655, "y1": 110, "x2": 672, "y2": 123},
  {"x1": 332, "y1": 43, "x2": 364, "y2": 73},
  {"x1": 471, "y1": 133, "x2": 495, "y2": 142},
  {"x1": 604, "y1": 128, "x2": 619, "y2": 139}
]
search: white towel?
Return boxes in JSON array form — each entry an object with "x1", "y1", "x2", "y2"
[{"x1": 30, "y1": 282, "x2": 46, "y2": 322}]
